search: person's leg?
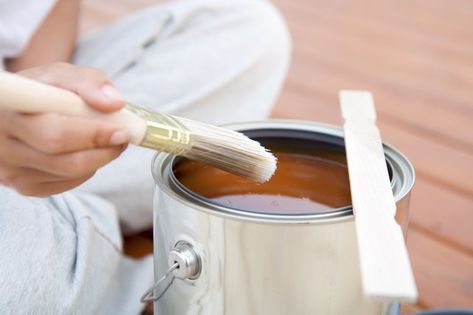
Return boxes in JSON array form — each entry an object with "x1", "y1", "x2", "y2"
[
  {"x1": 0, "y1": 2, "x2": 289, "y2": 313},
  {"x1": 73, "y1": 0, "x2": 291, "y2": 234},
  {"x1": 0, "y1": 187, "x2": 152, "y2": 314}
]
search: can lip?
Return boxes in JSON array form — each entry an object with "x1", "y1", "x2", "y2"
[{"x1": 152, "y1": 119, "x2": 415, "y2": 224}]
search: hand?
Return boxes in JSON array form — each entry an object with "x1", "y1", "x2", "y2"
[{"x1": 0, "y1": 62, "x2": 130, "y2": 196}]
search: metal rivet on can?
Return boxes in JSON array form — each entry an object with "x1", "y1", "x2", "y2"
[
  {"x1": 168, "y1": 241, "x2": 201, "y2": 280},
  {"x1": 141, "y1": 241, "x2": 201, "y2": 303}
]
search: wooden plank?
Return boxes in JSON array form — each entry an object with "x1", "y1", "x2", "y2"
[
  {"x1": 275, "y1": 0, "x2": 473, "y2": 55},
  {"x1": 339, "y1": 1, "x2": 473, "y2": 43},
  {"x1": 380, "y1": 121, "x2": 473, "y2": 196},
  {"x1": 272, "y1": 11, "x2": 473, "y2": 148},
  {"x1": 272, "y1": 87, "x2": 473, "y2": 195},
  {"x1": 407, "y1": 228, "x2": 473, "y2": 308},
  {"x1": 273, "y1": 0, "x2": 473, "y2": 149},
  {"x1": 410, "y1": 178, "x2": 473, "y2": 254},
  {"x1": 287, "y1": 57, "x2": 473, "y2": 150},
  {"x1": 272, "y1": 1, "x2": 473, "y2": 150},
  {"x1": 289, "y1": 29, "x2": 473, "y2": 116},
  {"x1": 278, "y1": 2, "x2": 473, "y2": 73}
]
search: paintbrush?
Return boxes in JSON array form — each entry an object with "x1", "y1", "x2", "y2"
[{"x1": 0, "y1": 71, "x2": 276, "y2": 182}]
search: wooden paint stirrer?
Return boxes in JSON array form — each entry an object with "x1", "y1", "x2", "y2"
[{"x1": 340, "y1": 90, "x2": 418, "y2": 302}]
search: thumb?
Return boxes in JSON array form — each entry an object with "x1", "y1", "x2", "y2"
[{"x1": 80, "y1": 83, "x2": 125, "y2": 113}]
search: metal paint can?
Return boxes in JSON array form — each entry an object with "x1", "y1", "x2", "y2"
[{"x1": 148, "y1": 120, "x2": 414, "y2": 315}]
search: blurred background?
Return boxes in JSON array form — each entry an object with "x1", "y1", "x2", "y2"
[{"x1": 80, "y1": 0, "x2": 473, "y2": 314}]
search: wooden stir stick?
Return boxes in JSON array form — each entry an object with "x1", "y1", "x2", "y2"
[{"x1": 340, "y1": 90, "x2": 418, "y2": 302}]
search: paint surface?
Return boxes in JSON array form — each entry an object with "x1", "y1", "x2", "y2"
[{"x1": 173, "y1": 140, "x2": 352, "y2": 214}]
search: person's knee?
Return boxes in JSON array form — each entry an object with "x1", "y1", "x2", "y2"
[
  {"x1": 182, "y1": 0, "x2": 291, "y2": 70},
  {"x1": 232, "y1": 0, "x2": 291, "y2": 69},
  {"x1": 228, "y1": 0, "x2": 291, "y2": 119},
  {"x1": 167, "y1": 0, "x2": 292, "y2": 123}
]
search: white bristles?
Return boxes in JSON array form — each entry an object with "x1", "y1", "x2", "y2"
[{"x1": 177, "y1": 117, "x2": 277, "y2": 182}]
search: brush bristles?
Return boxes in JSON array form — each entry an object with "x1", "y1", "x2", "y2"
[{"x1": 178, "y1": 117, "x2": 277, "y2": 182}]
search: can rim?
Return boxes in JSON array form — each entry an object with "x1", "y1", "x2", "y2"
[{"x1": 151, "y1": 119, "x2": 415, "y2": 224}]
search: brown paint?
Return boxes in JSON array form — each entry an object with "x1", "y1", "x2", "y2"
[{"x1": 173, "y1": 143, "x2": 352, "y2": 214}]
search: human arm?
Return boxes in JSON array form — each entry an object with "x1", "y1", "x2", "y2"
[{"x1": 5, "y1": 0, "x2": 80, "y2": 72}]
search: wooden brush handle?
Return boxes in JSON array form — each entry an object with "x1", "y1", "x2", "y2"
[{"x1": 0, "y1": 71, "x2": 146, "y2": 144}]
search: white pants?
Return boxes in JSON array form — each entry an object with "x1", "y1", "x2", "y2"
[{"x1": 0, "y1": 1, "x2": 290, "y2": 314}]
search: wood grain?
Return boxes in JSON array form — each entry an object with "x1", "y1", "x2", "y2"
[
  {"x1": 270, "y1": 0, "x2": 473, "y2": 310},
  {"x1": 410, "y1": 178, "x2": 473, "y2": 254},
  {"x1": 407, "y1": 229, "x2": 473, "y2": 308},
  {"x1": 273, "y1": 87, "x2": 473, "y2": 195},
  {"x1": 341, "y1": 91, "x2": 417, "y2": 301}
]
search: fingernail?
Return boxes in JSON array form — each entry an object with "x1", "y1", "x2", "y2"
[
  {"x1": 110, "y1": 130, "x2": 129, "y2": 145},
  {"x1": 102, "y1": 84, "x2": 124, "y2": 102}
]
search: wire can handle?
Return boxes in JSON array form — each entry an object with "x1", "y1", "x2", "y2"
[
  {"x1": 140, "y1": 263, "x2": 178, "y2": 303},
  {"x1": 140, "y1": 241, "x2": 201, "y2": 303}
]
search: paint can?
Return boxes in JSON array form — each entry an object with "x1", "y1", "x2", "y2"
[{"x1": 145, "y1": 120, "x2": 414, "y2": 315}]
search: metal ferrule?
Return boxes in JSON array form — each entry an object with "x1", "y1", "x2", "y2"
[{"x1": 126, "y1": 103, "x2": 192, "y2": 156}]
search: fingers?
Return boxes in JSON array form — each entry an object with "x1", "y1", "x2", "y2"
[
  {"x1": 0, "y1": 164, "x2": 94, "y2": 196},
  {"x1": 0, "y1": 164, "x2": 62, "y2": 185},
  {"x1": 43, "y1": 145, "x2": 126, "y2": 178},
  {"x1": 4, "y1": 111, "x2": 128, "y2": 154},
  {"x1": 0, "y1": 133, "x2": 126, "y2": 196},
  {"x1": 17, "y1": 62, "x2": 125, "y2": 112},
  {"x1": 0, "y1": 136, "x2": 127, "y2": 179},
  {"x1": 30, "y1": 177, "x2": 94, "y2": 197}
]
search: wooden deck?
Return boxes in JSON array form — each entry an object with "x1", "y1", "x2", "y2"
[
  {"x1": 82, "y1": 0, "x2": 473, "y2": 313},
  {"x1": 269, "y1": 1, "x2": 473, "y2": 313}
]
